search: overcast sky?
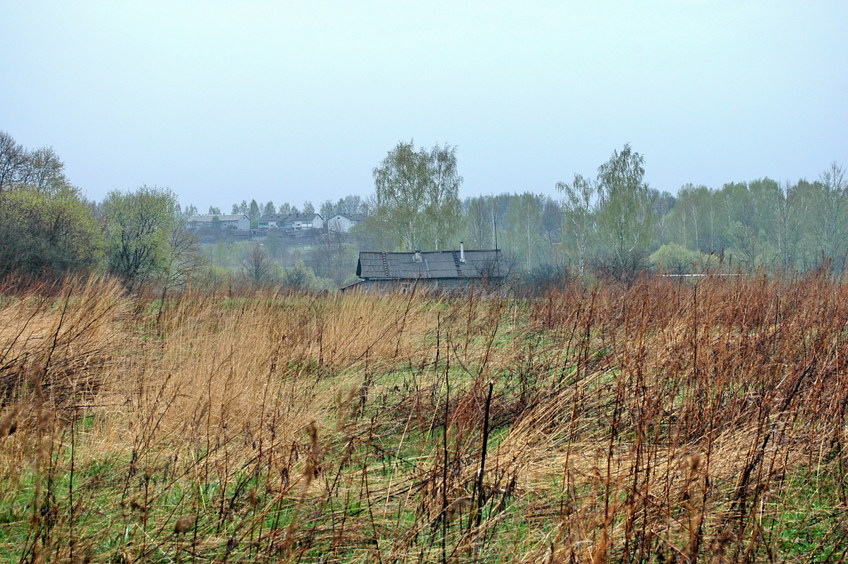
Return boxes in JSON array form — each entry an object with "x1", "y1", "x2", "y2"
[{"x1": 2, "y1": 1, "x2": 846, "y2": 212}]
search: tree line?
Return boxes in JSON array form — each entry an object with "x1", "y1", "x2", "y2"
[
  {"x1": 1, "y1": 132, "x2": 196, "y2": 292},
  {"x1": 358, "y1": 140, "x2": 848, "y2": 283},
  {"x1": 1, "y1": 130, "x2": 845, "y2": 293}
]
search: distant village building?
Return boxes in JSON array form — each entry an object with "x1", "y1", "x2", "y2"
[
  {"x1": 287, "y1": 213, "x2": 323, "y2": 231},
  {"x1": 186, "y1": 214, "x2": 250, "y2": 231},
  {"x1": 257, "y1": 213, "x2": 324, "y2": 231},
  {"x1": 327, "y1": 213, "x2": 366, "y2": 233},
  {"x1": 342, "y1": 247, "x2": 504, "y2": 292},
  {"x1": 257, "y1": 215, "x2": 283, "y2": 229}
]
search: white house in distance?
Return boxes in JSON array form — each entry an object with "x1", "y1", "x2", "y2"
[
  {"x1": 186, "y1": 214, "x2": 250, "y2": 231},
  {"x1": 327, "y1": 213, "x2": 366, "y2": 233},
  {"x1": 257, "y1": 213, "x2": 324, "y2": 231},
  {"x1": 287, "y1": 213, "x2": 323, "y2": 231}
]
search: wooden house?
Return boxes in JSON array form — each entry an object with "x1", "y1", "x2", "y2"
[{"x1": 342, "y1": 246, "x2": 504, "y2": 292}]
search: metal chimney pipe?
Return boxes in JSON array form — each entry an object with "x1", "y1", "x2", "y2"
[{"x1": 460, "y1": 242, "x2": 466, "y2": 263}]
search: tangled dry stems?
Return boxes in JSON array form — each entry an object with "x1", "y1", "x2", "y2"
[{"x1": 1, "y1": 273, "x2": 847, "y2": 562}]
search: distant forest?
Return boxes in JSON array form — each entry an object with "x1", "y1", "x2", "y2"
[{"x1": 2, "y1": 131, "x2": 845, "y2": 292}]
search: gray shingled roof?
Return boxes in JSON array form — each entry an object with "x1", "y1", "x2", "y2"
[{"x1": 356, "y1": 250, "x2": 503, "y2": 280}]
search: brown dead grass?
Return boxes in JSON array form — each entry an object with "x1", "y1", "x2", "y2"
[{"x1": 1, "y1": 274, "x2": 848, "y2": 561}]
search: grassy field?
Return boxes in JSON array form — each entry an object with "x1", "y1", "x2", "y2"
[{"x1": 1, "y1": 274, "x2": 847, "y2": 562}]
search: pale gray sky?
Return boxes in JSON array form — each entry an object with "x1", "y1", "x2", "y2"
[{"x1": 2, "y1": 1, "x2": 846, "y2": 211}]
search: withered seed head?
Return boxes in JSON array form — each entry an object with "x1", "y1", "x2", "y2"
[
  {"x1": 688, "y1": 454, "x2": 702, "y2": 472},
  {"x1": 174, "y1": 515, "x2": 196, "y2": 534}
]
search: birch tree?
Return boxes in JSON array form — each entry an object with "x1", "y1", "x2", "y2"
[
  {"x1": 594, "y1": 144, "x2": 654, "y2": 278},
  {"x1": 371, "y1": 141, "x2": 462, "y2": 251},
  {"x1": 557, "y1": 173, "x2": 596, "y2": 273}
]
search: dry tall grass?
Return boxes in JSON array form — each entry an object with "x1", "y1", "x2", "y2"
[{"x1": 1, "y1": 274, "x2": 847, "y2": 562}]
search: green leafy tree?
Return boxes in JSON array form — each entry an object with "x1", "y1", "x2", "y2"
[
  {"x1": 320, "y1": 199, "x2": 337, "y2": 220},
  {"x1": 0, "y1": 131, "x2": 28, "y2": 192},
  {"x1": 504, "y1": 192, "x2": 544, "y2": 270},
  {"x1": 20, "y1": 147, "x2": 67, "y2": 193},
  {"x1": 153, "y1": 220, "x2": 204, "y2": 329},
  {"x1": 771, "y1": 181, "x2": 802, "y2": 271},
  {"x1": 263, "y1": 230, "x2": 287, "y2": 260},
  {"x1": 281, "y1": 262, "x2": 333, "y2": 292},
  {"x1": 305, "y1": 232, "x2": 357, "y2": 284},
  {"x1": 557, "y1": 173, "x2": 596, "y2": 273},
  {"x1": 319, "y1": 195, "x2": 367, "y2": 221},
  {"x1": 180, "y1": 204, "x2": 199, "y2": 219},
  {"x1": 338, "y1": 195, "x2": 364, "y2": 215},
  {"x1": 668, "y1": 184, "x2": 716, "y2": 251},
  {"x1": 1, "y1": 132, "x2": 74, "y2": 195},
  {"x1": 802, "y1": 163, "x2": 848, "y2": 270},
  {"x1": 247, "y1": 199, "x2": 261, "y2": 228},
  {"x1": 725, "y1": 220, "x2": 761, "y2": 269},
  {"x1": 352, "y1": 196, "x2": 396, "y2": 251},
  {"x1": 242, "y1": 243, "x2": 279, "y2": 287},
  {"x1": 540, "y1": 196, "x2": 562, "y2": 249},
  {"x1": 652, "y1": 190, "x2": 677, "y2": 247},
  {"x1": 649, "y1": 243, "x2": 715, "y2": 274},
  {"x1": 101, "y1": 187, "x2": 181, "y2": 292},
  {"x1": 0, "y1": 185, "x2": 101, "y2": 278},
  {"x1": 0, "y1": 132, "x2": 100, "y2": 278},
  {"x1": 463, "y1": 196, "x2": 496, "y2": 249},
  {"x1": 425, "y1": 145, "x2": 463, "y2": 249},
  {"x1": 370, "y1": 141, "x2": 462, "y2": 250},
  {"x1": 716, "y1": 181, "x2": 752, "y2": 249},
  {"x1": 594, "y1": 144, "x2": 655, "y2": 279},
  {"x1": 160, "y1": 221, "x2": 203, "y2": 288}
]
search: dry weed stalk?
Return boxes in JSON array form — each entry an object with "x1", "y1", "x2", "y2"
[{"x1": 1, "y1": 275, "x2": 848, "y2": 561}]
